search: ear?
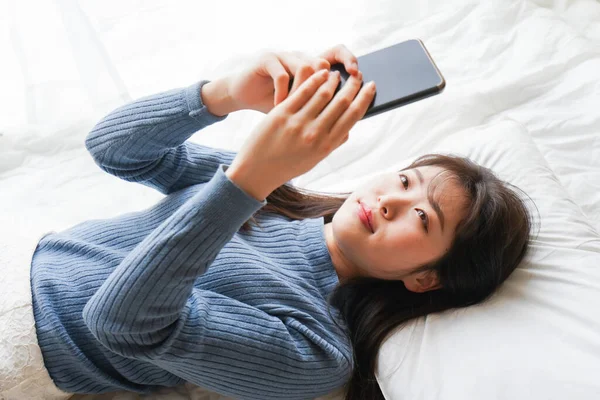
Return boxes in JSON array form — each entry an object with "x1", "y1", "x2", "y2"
[{"x1": 403, "y1": 270, "x2": 441, "y2": 293}]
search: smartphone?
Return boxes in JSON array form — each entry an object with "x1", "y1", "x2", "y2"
[{"x1": 289, "y1": 39, "x2": 446, "y2": 119}]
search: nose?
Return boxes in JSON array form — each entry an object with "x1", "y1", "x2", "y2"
[{"x1": 377, "y1": 194, "x2": 411, "y2": 218}]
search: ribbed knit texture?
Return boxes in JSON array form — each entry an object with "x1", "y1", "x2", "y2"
[{"x1": 30, "y1": 80, "x2": 353, "y2": 400}]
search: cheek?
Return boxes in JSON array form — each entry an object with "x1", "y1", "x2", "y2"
[
  {"x1": 376, "y1": 227, "x2": 427, "y2": 264},
  {"x1": 385, "y1": 224, "x2": 423, "y2": 249}
]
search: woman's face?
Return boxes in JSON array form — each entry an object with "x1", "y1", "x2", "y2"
[{"x1": 323, "y1": 165, "x2": 468, "y2": 292}]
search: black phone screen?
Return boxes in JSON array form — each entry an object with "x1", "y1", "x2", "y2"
[
  {"x1": 343, "y1": 39, "x2": 445, "y2": 119},
  {"x1": 288, "y1": 39, "x2": 446, "y2": 120}
]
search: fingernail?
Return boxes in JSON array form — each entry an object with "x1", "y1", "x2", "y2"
[{"x1": 352, "y1": 62, "x2": 358, "y2": 71}]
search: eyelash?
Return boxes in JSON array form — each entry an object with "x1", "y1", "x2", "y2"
[{"x1": 398, "y1": 173, "x2": 429, "y2": 233}]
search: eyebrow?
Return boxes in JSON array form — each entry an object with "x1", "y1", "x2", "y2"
[{"x1": 413, "y1": 169, "x2": 445, "y2": 233}]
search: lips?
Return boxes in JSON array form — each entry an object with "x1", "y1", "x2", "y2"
[{"x1": 358, "y1": 201, "x2": 374, "y2": 233}]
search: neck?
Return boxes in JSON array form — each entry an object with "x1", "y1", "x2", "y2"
[{"x1": 323, "y1": 222, "x2": 363, "y2": 283}]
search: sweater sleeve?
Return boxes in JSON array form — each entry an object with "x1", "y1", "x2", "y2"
[
  {"x1": 84, "y1": 80, "x2": 238, "y2": 195},
  {"x1": 81, "y1": 165, "x2": 351, "y2": 400}
]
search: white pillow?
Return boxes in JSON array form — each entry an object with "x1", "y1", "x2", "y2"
[{"x1": 373, "y1": 120, "x2": 600, "y2": 400}]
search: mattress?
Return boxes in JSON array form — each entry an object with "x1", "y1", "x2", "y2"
[{"x1": 2, "y1": 0, "x2": 599, "y2": 399}]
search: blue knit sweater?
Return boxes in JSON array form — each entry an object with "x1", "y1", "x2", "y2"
[{"x1": 30, "y1": 80, "x2": 353, "y2": 400}]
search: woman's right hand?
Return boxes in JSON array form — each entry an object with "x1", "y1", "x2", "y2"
[{"x1": 225, "y1": 68, "x2": 376, "y2": 202}]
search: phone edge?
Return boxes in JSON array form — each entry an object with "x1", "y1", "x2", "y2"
[
  {"x1": 415, "y1": 38, "x2": 446, "y2": 91},
  {"x1": 362, "y1": 87, "x2": 441, "y2": 120}
]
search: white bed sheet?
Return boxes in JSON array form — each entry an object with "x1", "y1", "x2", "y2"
[{"x1": 1, "y1": 0, "x2": 599, "y2": 399}]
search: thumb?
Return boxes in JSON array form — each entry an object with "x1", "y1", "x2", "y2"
[
  {"x1": 273, "y1": 77, "x2": 290, "y2": 107},
  {"x1": 263, "y1": 57, "x2": 290, "y2": 107}
]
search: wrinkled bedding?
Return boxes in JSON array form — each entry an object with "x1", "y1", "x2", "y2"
[{"x1": 2, "y1": 0, "x2": 599, "y2": 399}]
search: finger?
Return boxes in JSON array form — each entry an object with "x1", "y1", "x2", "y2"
[
  {"x1": 263, "y1": 54, "x2": 293, "y2": 107},
  {"x1": 330, "y1": 80, "x2": 376, "y2": 140},
  {"x1": 287, "y1": 53, "x2": 316, "y2": 94},
  {"x1": 292, "y1": 52, "x2": 331, "y2": 74},
  {"x1": 283, "y1": 69, "x2": 331, "y2": 113},
  {"x1": 316, "y1": 73, "x2": 364, "y2": 131},
  {"x1": 298, "y1": 70, "x2": 340, "y2": 119},
  {"x1": 287, "y1": 52, "x2": 328, "y2": 97},
  {"x1": 314, "y1": 57, "x2": 331, "y2": 71},
  {"x1": 318, "y1": 44, "x2": 360, "y2": 76}
]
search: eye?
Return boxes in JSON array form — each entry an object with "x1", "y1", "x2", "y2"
[
  {"x1": 416, "y1": 209, "x2": 429, "y2": 233},
  {"x1": 399, "y1": 174, "x2": 409, "y2": 190}
]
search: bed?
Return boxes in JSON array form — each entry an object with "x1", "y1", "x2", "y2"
[{"x1": 2, "y1": 0, "x2": 599, "y2": 399}]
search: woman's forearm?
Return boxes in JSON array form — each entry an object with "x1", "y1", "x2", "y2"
[
  {"x1": 85, "y1": 80, "x2": 235, "y2": 194},
  {"x1": 200, "y1": 76, "x2": 238, "y2": 116},
  {"x1": 82, "y1": 164, "x2": 267, "y2": 358}
]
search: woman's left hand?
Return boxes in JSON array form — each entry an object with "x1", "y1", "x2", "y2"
[{"x1": 226, "y1": 44, "x2": 361, "y2": 114}]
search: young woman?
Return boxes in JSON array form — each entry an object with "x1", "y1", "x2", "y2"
[{"x1": 5, "y1": 44, "x2": 532, "y2": 400}]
